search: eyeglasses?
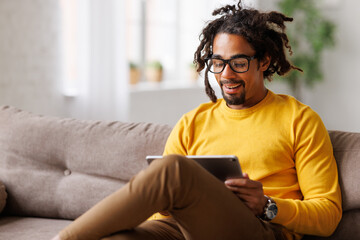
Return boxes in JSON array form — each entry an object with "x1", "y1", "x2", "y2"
[{"x1": 205, "y1": 55, "x2": 256, "y2": 74}]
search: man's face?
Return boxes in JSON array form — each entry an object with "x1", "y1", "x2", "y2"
[{"x1": 212, "y1": 33, "x2": 270, "y2": 109}]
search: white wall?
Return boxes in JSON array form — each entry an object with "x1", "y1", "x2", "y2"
[
  {"x1": 0, "y1": 0, "x2": 65, "y2": 117},
  {"x1": 129, "y1": 84, "x2": 209, "y2": 126},
  {"x1": 260, "y1": 0, "x2": 360, "y2": 132},
  {"x1": 0, "y1": 0, "x2": 359, "y2": 132},
  {"x1": 304, "y1": 0, "x2": 360, "y2": 132}
]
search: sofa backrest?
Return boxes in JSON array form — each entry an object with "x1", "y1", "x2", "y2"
[
  {"x1": 328, "y1": 131, "x2": 360, "y2": 213},
  {"x1": 0, "y1": 106, "x2": 172, "y2": 219}
]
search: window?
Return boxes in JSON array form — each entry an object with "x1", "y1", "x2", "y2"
[
  {"x1": 125, "y1": 0, "x2": 258, "y2": 86},
  {"x1": 126, "y1": 0, "x2": 179, "y2": 83}
]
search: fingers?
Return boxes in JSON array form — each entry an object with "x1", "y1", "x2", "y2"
[
  {"x1": 242, "y1": 172, "x2": 249, "y2": 179},
  {"x1": 225, "y1": 177, "x2": 262, "y2": 189},
  {"x1": 226, "y1": 184, "x2": 263, "y2": 201},
  {"x1": 225, "y1": 185, "x2": 259, "y2": 195},
  {"x1": 232, "y1": 190, "x2": 265, "y2": 216},
  {"x1": 224, "y1": 175, "x2": 266, "y2": 216}
]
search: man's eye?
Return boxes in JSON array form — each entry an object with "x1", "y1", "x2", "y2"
[
  {"x1": 233, "y1": 62, "x2": 246, "y2": 68},
  {"x1": 231, "y1": 61, "x2": 247, "y2": 69},
  {"x1": 212, "y1": 60, "x2": 224, "y2": 67}
]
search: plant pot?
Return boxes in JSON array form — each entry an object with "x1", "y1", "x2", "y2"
[
  {"x1": 146, "y1": 69, "x2": 163, "y2": 83},
  {"x1": 129, "y1": 68, "x2": 140, "y2": 85}
]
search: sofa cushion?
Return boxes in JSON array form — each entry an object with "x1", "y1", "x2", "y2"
[
  {"x1": 0, "y1": 181, "x2": 6, "y2": 213},
  {"x1": 0, "y1": 217, "x2": 72, "y2": 240},
  {"x1": 0, "y1": 106, "x2": 172, "y2": 219}
]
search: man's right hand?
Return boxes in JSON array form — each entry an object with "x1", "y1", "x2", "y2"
[{"x1": 224, "y1": 173, "x2": 268, "y2": 217}]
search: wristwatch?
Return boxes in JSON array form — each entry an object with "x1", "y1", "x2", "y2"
[{"x1": 261, "y1": 195, "x2": 278, "y2": 221}]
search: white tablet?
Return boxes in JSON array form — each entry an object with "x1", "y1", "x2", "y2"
[{"x1": 146, "y1": 155, "x2": 243, "y2": 182}]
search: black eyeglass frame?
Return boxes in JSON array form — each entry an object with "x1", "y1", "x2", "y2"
[{"x1": 205, "y1": 55, "x2": 256, "y2": 74}]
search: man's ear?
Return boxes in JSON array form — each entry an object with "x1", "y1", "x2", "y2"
[{"x1": 259, "y1": 55, "x2": 271, "y2": 71}]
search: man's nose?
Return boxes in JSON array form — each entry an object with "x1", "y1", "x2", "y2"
[{"x1": 221, "y1": 63, "x2": 237, "y2": 78}]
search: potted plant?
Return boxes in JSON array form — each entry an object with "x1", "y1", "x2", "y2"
[
  {"x1": 129, "y1": 62, "x2": 140, "y2": 85},
  {"x1": 146, "y1": 60, "x2": 163, "y2": 83},
  {"x1": 277, "y1": 0, "x2": 336, "y2": 100}
]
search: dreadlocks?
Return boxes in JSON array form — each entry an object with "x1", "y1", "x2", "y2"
[{"x1": 194, "y1": 0, "x2": 302, "y2": 103}]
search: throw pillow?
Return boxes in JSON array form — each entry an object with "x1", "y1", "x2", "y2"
[{"x1": 0, "y1": 181, "x2": 7, "y2": 213}]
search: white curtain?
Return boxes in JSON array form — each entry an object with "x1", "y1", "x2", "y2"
[{"x1": 62, "y1": 0, "x2": 129, "y2": 121}]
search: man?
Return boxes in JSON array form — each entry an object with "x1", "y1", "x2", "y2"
[{"x1": 53, "y1": 1, "x2": 342, "y2": 239}]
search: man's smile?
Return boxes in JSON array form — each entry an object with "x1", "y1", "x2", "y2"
[{"x1": 221, "y1": 81, "x2": 245, "y2": 94}]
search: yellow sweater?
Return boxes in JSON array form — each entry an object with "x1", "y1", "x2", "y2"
[{"x1": 150, "y1": 90, "x2": 342, "y2": 238}]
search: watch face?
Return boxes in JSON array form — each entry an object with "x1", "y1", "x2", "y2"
[{"x1": 266, "y1": 203, "x2": 278, "y2": 220}]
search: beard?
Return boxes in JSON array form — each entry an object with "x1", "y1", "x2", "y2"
[
  {"x1": 222, "y1": 90, "x2": 246, "y2": 105},
  {"x1": 220, "y1": 80, "x2": 246, "y2": 105}
]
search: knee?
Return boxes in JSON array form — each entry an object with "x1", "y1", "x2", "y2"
[
  {"x1": 162, "y1": 154, "x2": 187, "y2": 164},
  {"x1": 151, "y1": 154, "x2": 199, "y2": 177},
  {"x1": 161, "y1": 154, "x2": 196, "y2": 171}
]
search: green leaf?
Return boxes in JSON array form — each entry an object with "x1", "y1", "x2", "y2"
[{"x1": 277, "y1": 0, "x2": 336, "y2": 93}]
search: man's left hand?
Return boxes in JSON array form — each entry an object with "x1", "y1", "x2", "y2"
[{"x1": 224, "y1": 173, "x2": 267, "y2": 216}]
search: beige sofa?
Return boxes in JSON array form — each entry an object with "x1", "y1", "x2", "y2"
[{"x1": 0, "y1": 106, "x2": 359, "y2": 240}]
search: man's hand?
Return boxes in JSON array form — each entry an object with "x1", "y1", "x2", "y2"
[{"x1": 224, "y1": 173, "x2": 267, "y2": 216}]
